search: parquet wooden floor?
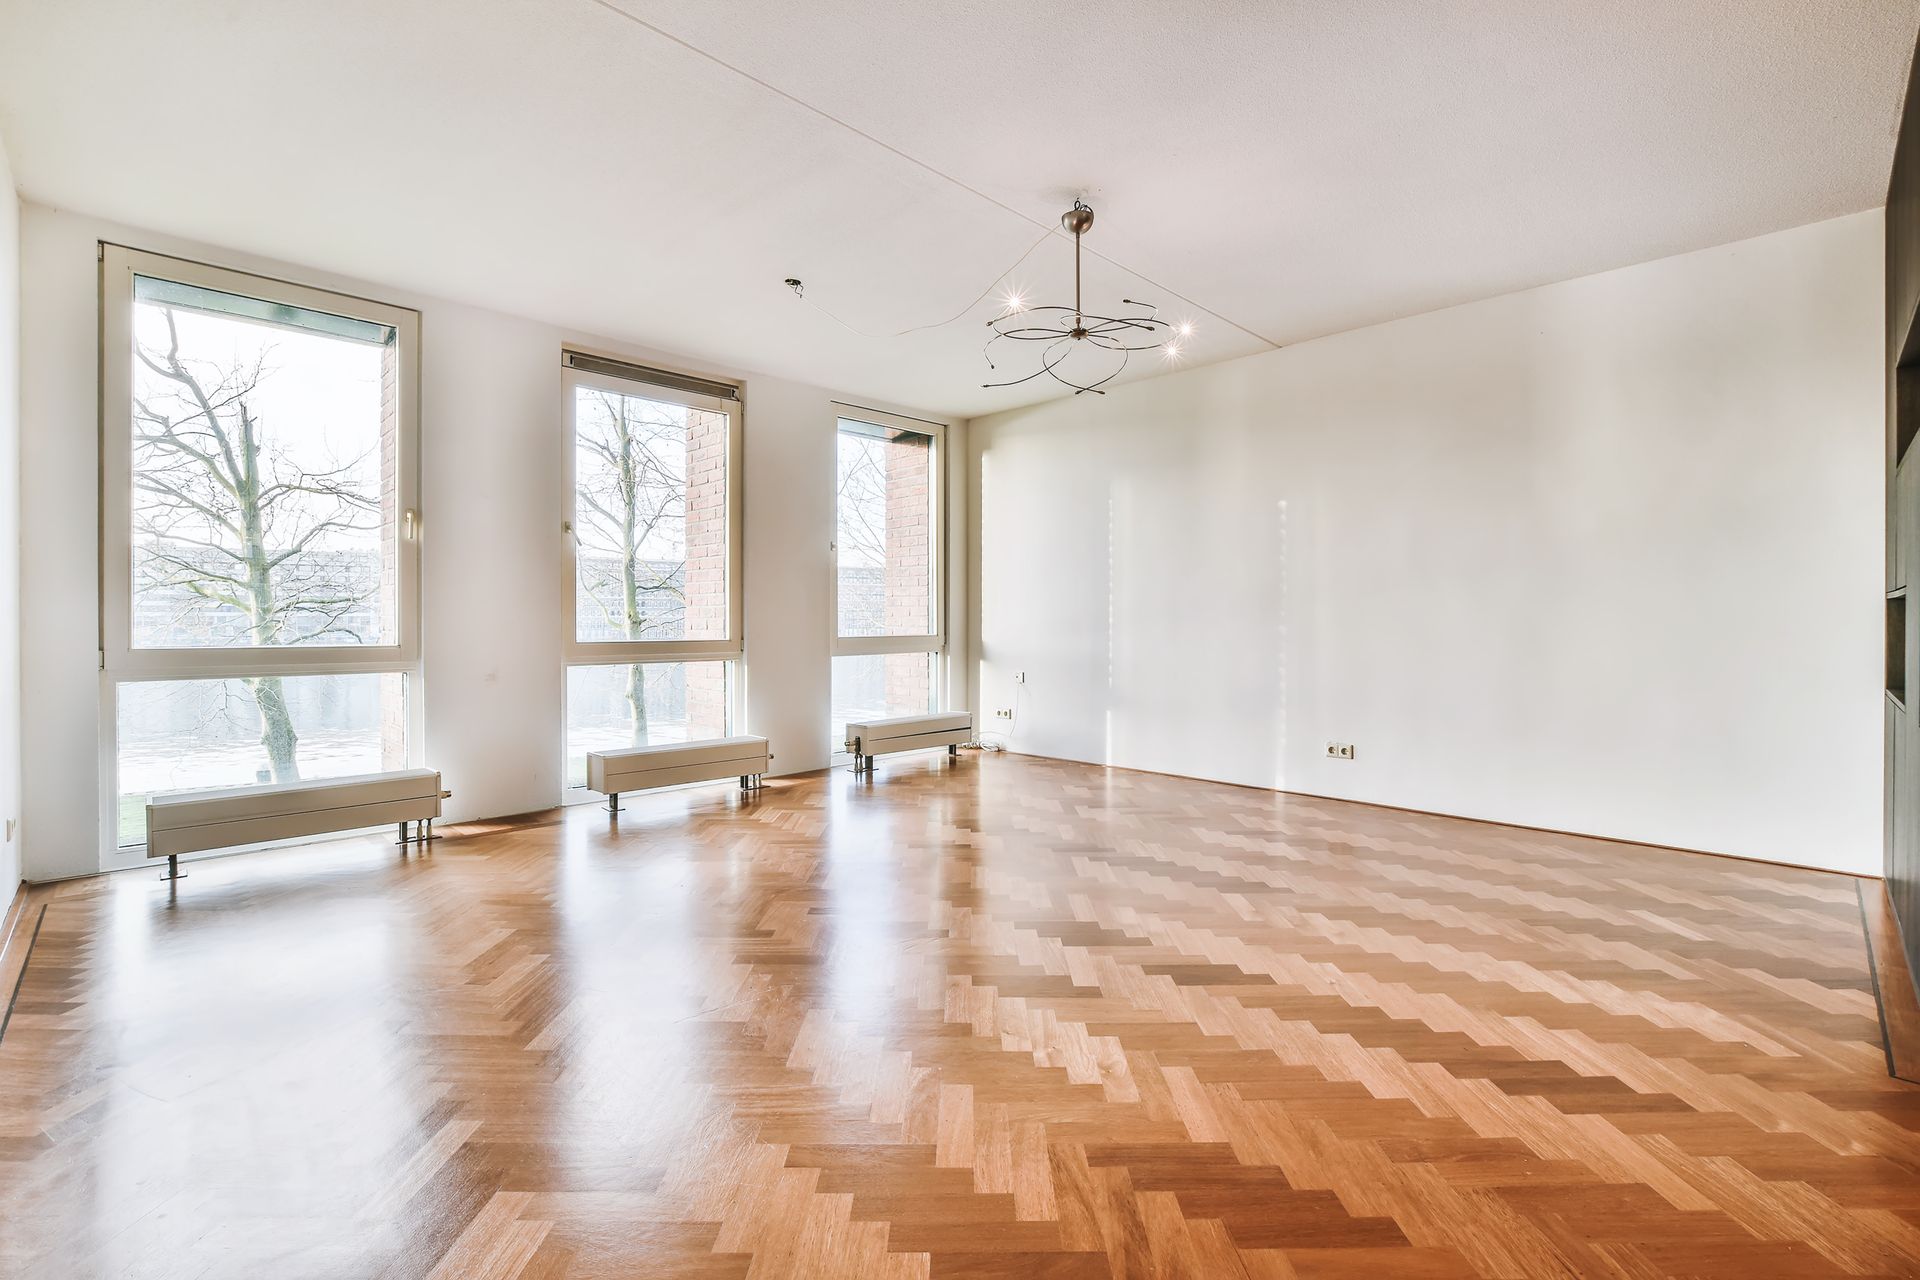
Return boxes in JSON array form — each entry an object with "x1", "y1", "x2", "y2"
[{"x1": 2, "y1": 752, "x2": 1918, "y2": 1278}]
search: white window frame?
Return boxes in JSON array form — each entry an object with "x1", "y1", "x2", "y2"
[
  {"x1": 98, "y1": 245, "x2": 424, "y2": 865},
  {"x1": 560, "y1": 353, "x2": 745, "y2": 795},
  {"x1": 830, "y1": 406, "x2": 948, "y2": 658},
  {"x1": 101, "y1": 247, "x2": 423, "y2": 679},
  {"x1": 829, "y1": 406, "x2": 950, "y2": 754}
]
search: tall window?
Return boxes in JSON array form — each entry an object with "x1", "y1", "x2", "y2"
[
  {"x1": 831, "y1": 410, "x2": 946, "y2": 748},
  {"x1": 563, "y1": 352, "x2": 742, "y2": 789},
  {"x1": 100, "y1": 247, "x2": 421, "y2": 855}
]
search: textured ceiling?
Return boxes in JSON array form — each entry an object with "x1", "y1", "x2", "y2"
[{"x1": 0, "y1": 0, "x2": 1914, "y2": 415}]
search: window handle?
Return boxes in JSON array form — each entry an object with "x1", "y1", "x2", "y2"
[{"x1": 403, "y1": 509, "x2": 419, "y2": 541}]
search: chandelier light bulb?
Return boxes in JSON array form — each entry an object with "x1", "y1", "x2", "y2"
[{"x1": 1178, "y1": 320, "x2": 1195, "y2": 338}]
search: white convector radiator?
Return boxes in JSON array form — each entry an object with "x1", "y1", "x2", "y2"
[{"x1": 145, "y1": 768, "x2": 446, "y2": 881}]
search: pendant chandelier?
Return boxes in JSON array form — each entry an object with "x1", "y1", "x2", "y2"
[{"x1": 983, "y1": 200, "x2": 1190, "y2": 395}]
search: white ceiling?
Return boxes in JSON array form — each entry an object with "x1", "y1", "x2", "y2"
[{"x1": 0, "y1": 0, "x2": 1914, "y2": 417}]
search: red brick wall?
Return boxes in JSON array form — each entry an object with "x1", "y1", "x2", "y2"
[
  {"x1": 683, "y1": 408, "x2": 729, "y2": 735},
  {"x1": 378, "y1": 340, "x2": 407, "y2": 767},
  {"x1": 883, "y1": 433, "x2": 933, "y2": 713}
]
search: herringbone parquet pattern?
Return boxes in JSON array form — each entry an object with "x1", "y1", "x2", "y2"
[{"x1": 1, "y1": 752, "x2": 1916, "y2": 1278}]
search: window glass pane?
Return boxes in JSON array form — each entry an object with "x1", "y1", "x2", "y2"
[
  {"x1": 574, "y1": 386, "x2": 729, "y2": 644},
  {"x1": 831, "y1": 652, "x2": 935, "y2": 750},
  {"x1": 130, "y1": 276, "x2": 398, "y2": 648},
  {"x1": 836, "y1": 419, "x2": 935, "y2": 638},
  {"x1": 566, "y1": 661, "x2": 732, "y2": 787},
  {"x1": 116, "y1": 672, "x2": 408, "y2": 847}
]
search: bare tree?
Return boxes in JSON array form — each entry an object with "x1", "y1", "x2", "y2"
[
  {"x1": 573, "y1": 390, "x2": 687, "y2": 743},
  {"x1": 133, "y1": 306, "x2": 381, "y2": 782},
  {"x1": 836, "y1": 438, "x2": 887, "y2": 564},
  {"x1": 836, "y1": 436, "x2": 889, "y2": 633}
]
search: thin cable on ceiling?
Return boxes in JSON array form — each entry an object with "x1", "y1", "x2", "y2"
[
  {"x1": 580, "y1": 0, "x2": 1281, "y2": 351},
  {"x1": 787, "y1": 224, "x2": 1056, "y2": 340}
]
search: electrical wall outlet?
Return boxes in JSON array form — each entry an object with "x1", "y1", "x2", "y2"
[
  {"x1": 995, "y1": 708, "x2": 1014, "y2": 719},
  {"x1": 1326, "y1": 742, "x2": 1355, "y2": 760},
  {"x1": 1014, "y1": 672, "x2": 1027, "y2": 684}
]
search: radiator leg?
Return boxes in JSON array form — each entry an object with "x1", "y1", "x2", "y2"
[
  {"x1": 422, "y1": 819, "x2": 433, "y2": 843},
  {"x1": 607, "y1": 792, "x2": 621, "y2": 815},
  {"x1": 396, "y1": 820, "x2": 411, "y2": 846},
  {"x1": 159, "y1": 854, "x2": 184, "y2": 881},
  {"x1": 948, "y1": 744, "x2": 958, "y2": 758}
]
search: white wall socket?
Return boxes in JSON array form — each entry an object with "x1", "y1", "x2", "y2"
[
  {"x1": 996, "y1": 708, "x2": 1014, "y2": 719},
  {"x1": 1326, "y1": 742, "x2": 1356, "y2": 760}
]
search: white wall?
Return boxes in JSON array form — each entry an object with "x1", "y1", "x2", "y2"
[
  {"x1": 18, "y1": 204, "x2": 967, "y2": 882},
  {"x1": 970, "y1": 211, "x2": 1884, "y2": 874},
  {"x1": 0, "y1": 141, "x2": 20, "y2": 898}
]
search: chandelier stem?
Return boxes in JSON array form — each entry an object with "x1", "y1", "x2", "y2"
[{"x1": 1074, "y1": 225, "x2": 1083, "y2": 328}]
